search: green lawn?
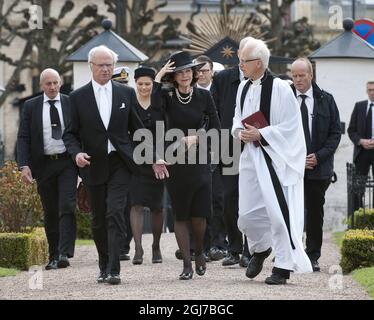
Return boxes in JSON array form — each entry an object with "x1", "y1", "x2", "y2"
[
  {"x1": 352, "y1": 268, "x2": 374, "y2": 299},
  {"x1": 75, "y1": 239, "x2": 94, "y2": 246},
  {"x1": 333, "y1": 231, "x2": 374, "y2": 300},
  {"x1": 0, "y1": 267, "x2": 19, "y2": 277}
]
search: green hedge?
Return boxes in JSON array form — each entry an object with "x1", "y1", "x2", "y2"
[
  {"x1": 347, "y1": 208, "x2": 374, "y2": 229},
  {"x1": 76, "y1": 210, "x2": 92, "y2": 239},
  {"x1": 340, "y1": 229, "x2": 374, "y2": 274},
  {"x1": 0, "y1": 228, "x2": 48, "y2": 270}
]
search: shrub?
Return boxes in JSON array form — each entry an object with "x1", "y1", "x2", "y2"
[
  {"x1": 347, "y1": 208, "x2": 374, "y2": 229},
  {"x1": 340, "y1": 229, "x2": 374, "y2": 274},
  {"x1": 0, "y1": 228, "x2": 48, "y2": 270},
  {"x1": 76, "y1": 210, "x2": 92, "y2": 239},
  {"x1": 0, "y1": 161, "x2": 43, "y2": 233}
]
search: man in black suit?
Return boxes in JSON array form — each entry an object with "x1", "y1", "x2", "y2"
[
  {"x1": 211, "y1": 38, "x2": 251, "y2": 267},
  {"x1": 291, "y1": 58, "x2": 341, "y2": 272},
  {"x1": 17, "y1": 68, "x2": 78, "y2": 270},
  {"x1": 348, "y1": 81, "x2": 374, "y2": 211},
  {"x1": 63, "y1": 45, "x2": 168, "y2": 285}
]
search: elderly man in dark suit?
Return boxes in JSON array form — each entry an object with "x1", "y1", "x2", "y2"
[
  {"x1": 17, "y1": 68, "x2": 78, "y2": 271},
  {"x1": 210, "y1": 38, "x2": 251, "y2": 268},
  {"x1": 291, "y1": 58, "x2": 341, "y2": 272},
  {"x1": 348, "y1": 81, "x2": 374, "y2": 211},
  {"x1": 63, "y1": 45, "x2": 168, "y2": 285}
]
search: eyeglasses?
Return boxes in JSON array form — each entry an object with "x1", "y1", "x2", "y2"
[
  {"x1": 197, "y1": 69, "x2": 211, "y2": 74},
  {"x1": 239, "y1": 58, "x2": 260, "y2": 64},
  {"x1": 90, "y1": 62, "x2": 114, "y2": 69}
]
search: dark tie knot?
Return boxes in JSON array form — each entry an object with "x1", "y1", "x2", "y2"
[
  {"x1": 370, "y1": 103, "x2": 374, "y2": 108},
  {"x1": 48, "y1": 100, "x2": 57, "y2": 106},
  {"x1": 299, "y1": 94, "x2": 307, "y2": 102}
]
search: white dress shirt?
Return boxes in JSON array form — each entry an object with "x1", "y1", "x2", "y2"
[
  {"x1": 296, "y1": 87, "x2": 314, "y2": 137},
  {"x1": 92, "y1": 79, "x2": 116, "y2": 153},
  {"x1": 42, "y1": 93, "x2": 66, "y2": 155},
  {"x1": 196, "y1": 82, "x2": 212, "y2": 91}
]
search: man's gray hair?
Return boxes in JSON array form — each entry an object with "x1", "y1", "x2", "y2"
[
  {"x1": 88, "y1": 45, "x2": 118, "y2": 64},
  {"x1": 243, "y1": 38, "x2": 270, "y2": 70}
]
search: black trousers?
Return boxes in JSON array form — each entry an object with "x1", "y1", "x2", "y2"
[
  {"x1": 304, "y1": 178, "x2": 331, "y2": 262},
  {"x1": 87, "y1": 152, "x2": 131, "y2": 275},
  {"x1": 353, "y1": 150, "x2": 374, "y2": 211},
  {"x1": 37, "y1": 158, "x2": 77, "y2": 260},
  {"x1": 207, "y1": 166, "x2": 227, "y2": 250},
  {"x1": 119, "y1": 192, "x2": 132, "y2": 254},
  {"x1": 221, "y1": 172, "x2": 249, "y2": 256}
]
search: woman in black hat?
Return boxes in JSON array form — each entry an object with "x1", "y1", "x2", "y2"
[
  {"x1": 129, "y1": 66, "x2": 165, "y2": 265},
  {"x1": 153, "y1": 51, "x2": 221, "y2": 280}
]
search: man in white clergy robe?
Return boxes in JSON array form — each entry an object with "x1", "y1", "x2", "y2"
[{"x1": 232, "y1": 37, "x2": 313, "y2": 285}]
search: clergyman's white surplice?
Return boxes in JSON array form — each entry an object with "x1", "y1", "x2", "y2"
[{"x1": 232, "y1": 77, "x2": 313, "y2": 273}]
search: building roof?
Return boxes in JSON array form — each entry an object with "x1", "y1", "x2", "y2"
[
  {"x1": 309, "y1": 18, "x2": 374, "y2": 60},
  {"x1": 66, "y1": 20, "x2": 148, "y2": 62}
]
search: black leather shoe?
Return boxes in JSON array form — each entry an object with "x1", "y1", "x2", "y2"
[
  {"x1": 106, "y1": 274, "x2": 121, "y2": 285},
  {"x1": 57, "y1": 255, "x2": 70, "y2": 268},
  {"x1": 179, "y1": 270, "x2": 193, "y2": 280},
  {"x1": 132, "y1": 248, "x2": 144, "y2": 265},
  {"x1": 152, "y1": 247, "x2": 163, "y2": 264},
  {"x1": 119, "y1": 253, "x2": 130, "y2": 261},
  {"x1": 97, "y1": 271, "x2": 107, "y2": 283},
  {"x1": 311, "y1": 260, "x2": 320, "y2": 272},
  {"x1": 209, "y1": 247, "x2": 225, "y2": 261},
  {"x1": 222, "y1": 253, "x2": 240, "y2": 266},
  {"x1": 195, "y1": 254, "x2": 207, "y2": 276},
  {"x1": 246, "y1": 248, "x2": 272, "y2": 279},
  {"x1": 265, "y1": 273, "x2": 287, "y2": 285},
  {"x1": 239, "y1": 255, "x2": 251, "y2": 268},
  {"x1": 45, "y1": 259, "x2": 58, "y2": 270}
]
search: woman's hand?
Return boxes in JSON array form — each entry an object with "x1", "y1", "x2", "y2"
[
  {"x1": 155, "y1": 60, "x2": 175, "y2": 83},
  {"x1": 181, "y1": 135, "x2": 198, "y2": 150}
]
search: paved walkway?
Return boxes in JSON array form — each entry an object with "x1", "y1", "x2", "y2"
[{"x1": 0, "y1": 232, "x2": 370, "y2": 300}]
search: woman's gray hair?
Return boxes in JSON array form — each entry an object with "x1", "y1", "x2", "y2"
[
  {"x1": 88, "y1": 45, "x2": 118, "y2": 64},
  {"x1": 244, "y1": 38, "x2": 270, "y2": 70}
]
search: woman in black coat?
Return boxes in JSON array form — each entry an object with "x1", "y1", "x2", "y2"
[
  {"x1": 154, "y1": 51, "x2": 221, "y2": 280},
  {"x1": 130, "y1": 67, "x2": 165, "y2": 265}
]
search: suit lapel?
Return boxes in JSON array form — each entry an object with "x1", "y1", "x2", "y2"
[
  {"x1": 108, "y1": 81, "x2": 120, "y2": 130},
  {"x1": 87, "y1": 81, "x2": 107, "y2": 131},
  {"x1": 60, "y1": 95, "x2": 69, "y2": 128},
  {"x1": 36, "y1": 95, "x2": 44, "y2": 137}
]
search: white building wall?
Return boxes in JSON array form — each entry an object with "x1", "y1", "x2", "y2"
[{"x1": 314, "y1": 58, "x2": 374, "y2": 230}]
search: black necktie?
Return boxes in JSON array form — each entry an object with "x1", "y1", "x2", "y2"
[
  {"x1": 299, "y1": 94, "x2": 312, "y2": 153},
  {"x1": 366, "y1": 103, "x2": 374, "y2": 139},
  {"x1": 48, "y1": 100, "x2": 62, "y2": 140}
]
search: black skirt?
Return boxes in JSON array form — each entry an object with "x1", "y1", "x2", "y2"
[{"x1": 130, "y1": 173, "x2": 164, "y2": 210}]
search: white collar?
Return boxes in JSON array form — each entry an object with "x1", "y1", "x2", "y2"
[
  {"x1": 43, "y1": 93, "x2": 61, "y2": 103},
  {"x1": 296, "y1": 86, "x2": 313, "y2": 99},
  {"x1": 92, "y1": 79, "x2": 112, "y2": 92},
  {"x1": 196, "y1": 82, "x2": 212, "y2": 91}
]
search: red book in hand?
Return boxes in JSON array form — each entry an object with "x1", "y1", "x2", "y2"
[{"x1": 241, "y1": 111, "x2": 269, "y2": 147}]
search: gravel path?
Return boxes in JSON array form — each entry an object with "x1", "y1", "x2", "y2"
[{"x1": 0, "y1": 232, "x2": 370, "y2": 300}]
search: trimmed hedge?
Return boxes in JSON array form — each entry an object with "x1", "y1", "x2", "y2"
[
  {"x1": 76, "y1": 210, "x2": 92, "y2": 239},
  {"x1": 0, "y1": 228, "x2": 48, "y2": 270},
  {"x1": 340, "y1": 229, "x2": 374, "y2": 274},
  {"x1": 347, "y1": 208, "x2": 374, "y2": 229}
]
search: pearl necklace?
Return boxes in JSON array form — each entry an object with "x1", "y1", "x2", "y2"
[{"x1": 175, "y1": 87, "x2": 193, "y2": 105}]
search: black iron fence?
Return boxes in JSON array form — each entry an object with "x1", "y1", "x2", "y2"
[{"x1": 346, "y1": 162, "x2": 373, "y2": 229}]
